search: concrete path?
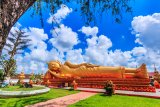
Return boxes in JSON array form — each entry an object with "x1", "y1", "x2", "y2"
[
  {"x1": 26, "y1": 92, "x2": 97, "y2": 107},
  {"x1": 64, "y1": 87, "x2": 160, "y2": 98},
  {"x1": 116, "y1": 89, "x2": 160, "y2": 98}
]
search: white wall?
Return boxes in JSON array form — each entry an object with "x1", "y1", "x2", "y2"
[{"x1": 10, "y1": 79, "x2": 29, "y2": 83}]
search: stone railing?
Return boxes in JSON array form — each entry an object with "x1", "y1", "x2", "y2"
[{"x1": 0, "y1": 85, "x2": 50, "y2": 98}]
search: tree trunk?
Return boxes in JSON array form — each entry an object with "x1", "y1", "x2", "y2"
[
  {"x1": 1, "y1": 72, "x2": 6, "y2": 84},
  {"x1": 0, "y1": 0, "x2": 36, "y2": 56}
]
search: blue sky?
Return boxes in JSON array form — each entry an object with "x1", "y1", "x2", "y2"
[{"x1": 6, "y1": 0, "x2": 160, "y2": 73}]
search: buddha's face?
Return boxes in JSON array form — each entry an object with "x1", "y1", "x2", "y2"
[{"x1": 48, "y1": 61, "x2": 61, "y2": 72}]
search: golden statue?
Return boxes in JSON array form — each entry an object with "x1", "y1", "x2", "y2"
[
  {"x1": 18, "y1": 71, "x2": 25, "y2": 84},
  {"x1": 44, "y1": 60, "x2": 149, "y2": 79}
]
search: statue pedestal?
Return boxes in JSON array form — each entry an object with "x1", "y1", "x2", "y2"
[{"x1": 44, "y1": 77, "x2": 156, "y2": 92}]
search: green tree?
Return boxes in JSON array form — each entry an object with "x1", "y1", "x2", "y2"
[
  {"x1": 0, "y1": 55, "x2": 16, "y2": 83},
  {"x1": 0, "y1": 69, "x2": 3, "y2": 81}
]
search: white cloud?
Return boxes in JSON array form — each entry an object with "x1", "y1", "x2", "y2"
[
  {"x1": 84, "y1": 34, "x2": 112, "y2": 65},
  {"x1": 83, "y1": 43, "x2": 134, "y2": 67},
  {"x1": 30, "y1": 61, "x2": 38, "y2": 71},
  {"x1": 127, "y1": 62, "x2": 138, "y2": 68},
  {"x1": 97, "y1": 35, "x2": 112, "y2": 49},
  {"x1": 66, "y1": 49, "x2": 84, "y2": 64},
  {"x1": 132, "y1": 47, "x2": 147, "y2": 56},
  {"x1": 80, "y1": 26, "x2": 98, "y2": 36},
  {"x1": 132, "y1": 13, "x2": 160, "y2": 51},
  {"x1": 84, "y1": 48, "x2": 108, "y2": 65},
  {"x1": 132, "y1": 49, "x2": 160, "y2": 67},
  {"x1": 86, "y1": 35, "x2": 112, "y2": 49},
  {"x1": 108, "y1": 50, "x2": 133, "y2": 66},
  {"x1": 131, "y1": 13, "x2": 160, "y2": 71},
  {"x1": 79, "y1": 26, "x2": 159, "y2": 71},
  {"x1": 86, "y1": 36, "x2": 97, "y2": 47},
  {"x1": 26, "y1": 27, "x2": 48, "y2": 50},
  {"x1": 78, "y1": 26, "x2": 113, "y2": 65},
  {"x1": 49, "y1": 24, "x2": 79, "y2": 52},
  {"x1": 15, "y1": 47, "x2": 66, "y2": 74},
  {"x1": 47, "y1": 4, "x2": 72, "y2": 24},
  {"x1": 29, "y1": 48, "x2": 49, "y2": 62}
]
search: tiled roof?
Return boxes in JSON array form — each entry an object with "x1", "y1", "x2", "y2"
[
  {"x1": 149, "y1": 72, "x2": 160, "y2": 76},
  {"x1": 11, "y1": 74, "x2": 31, "y2": 79}
]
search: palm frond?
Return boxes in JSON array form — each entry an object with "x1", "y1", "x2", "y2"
[
  {"x1": 9, "y1": 32, "x2": 17, "y2": 39},
  {"x1": 20, "y1": 34, "x2": 30, "y2": 38},
  {"x1": 5, "y1": 43, "x2": 13, "y2": 49},
  {"x1": 7, "y1": 37, "x2": 15, "y2": 43},
  {"x1": 18, "y1": 39, "x2": 31, "y2": 45},
  {"x1": 16, "y1": 44, "x2": 31, "y2": 50}
]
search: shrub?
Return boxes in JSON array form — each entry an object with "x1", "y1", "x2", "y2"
[{"x1": 104, "y1": 80, "x2": 114, "y2": 96}]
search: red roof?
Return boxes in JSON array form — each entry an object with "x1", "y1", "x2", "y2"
[
  {"x1": 149, "y1": 72, "x2": 155, "y2": 76},
  {"x1": 11, "y1": 74, "x2": 30, "y2": 79},
  {"x1": 148, "y1": 72, "x2": 160, "y2": 76}
]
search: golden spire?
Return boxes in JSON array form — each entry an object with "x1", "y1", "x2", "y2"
[{"x1": 154, "y1": 64, "x2": 157, "y2": 72}]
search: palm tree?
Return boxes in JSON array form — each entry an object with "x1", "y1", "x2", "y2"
[
  {"x1": 5, "y1": 29, "x2": 31, "y2": 59},
  {"x1": 0, "y1": 29, "x2": 31, "y2": 83}
]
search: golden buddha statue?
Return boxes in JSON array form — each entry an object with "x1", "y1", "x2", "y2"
[{"x1": 44, "y1": 60, "x2": 149, "y2": 79}]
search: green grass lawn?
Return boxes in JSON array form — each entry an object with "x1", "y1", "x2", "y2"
[
  {"x1": 69, "y1": 94, "x2": 160, "y2": 107},
  {"x1": 0, "y1": 86, "x2": 44, "y2": 91},
  {"x1": 0, "y1": 88, "x2": 78, "y2": 107}
]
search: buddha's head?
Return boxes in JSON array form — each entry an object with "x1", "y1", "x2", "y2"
[{"x1": 48, "y1": 60, "x2": 61, "y2": 72}]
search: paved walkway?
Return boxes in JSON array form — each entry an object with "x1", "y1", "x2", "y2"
[
  {"x1": 116, "y1": 89, "x2": 160, "y2": 98},
  {"x1": 64, "y1": 87, "x2": 160, "y2": 98},
  {"x1": 26, "y1": 92, "x2": 97, "y2": 107}
]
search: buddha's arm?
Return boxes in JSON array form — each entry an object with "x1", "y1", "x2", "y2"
[
  {"x1": 64, "y1": 61, "x2": 99, "y2": 68},
  {"x1": 64, "y1": 61, "x2": 82, "y2": 68},
  {"x1": 48, "y1": 70, "x2": 61, "y2": 78},
  {"x1": 48, "y1": 69, "x2": 73, "y2": 78}
]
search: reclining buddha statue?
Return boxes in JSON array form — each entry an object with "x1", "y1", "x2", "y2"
[{"x1": 44, "y1": 60, "x2": 149, "y2": 79}]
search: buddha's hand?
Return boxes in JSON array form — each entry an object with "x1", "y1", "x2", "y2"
[
  {"x1": 65, "y1": 74, "x2": 72, "y2": 77},
  {"x1": 60, "y1": 74, "x2": 72, "y2": 78}
]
